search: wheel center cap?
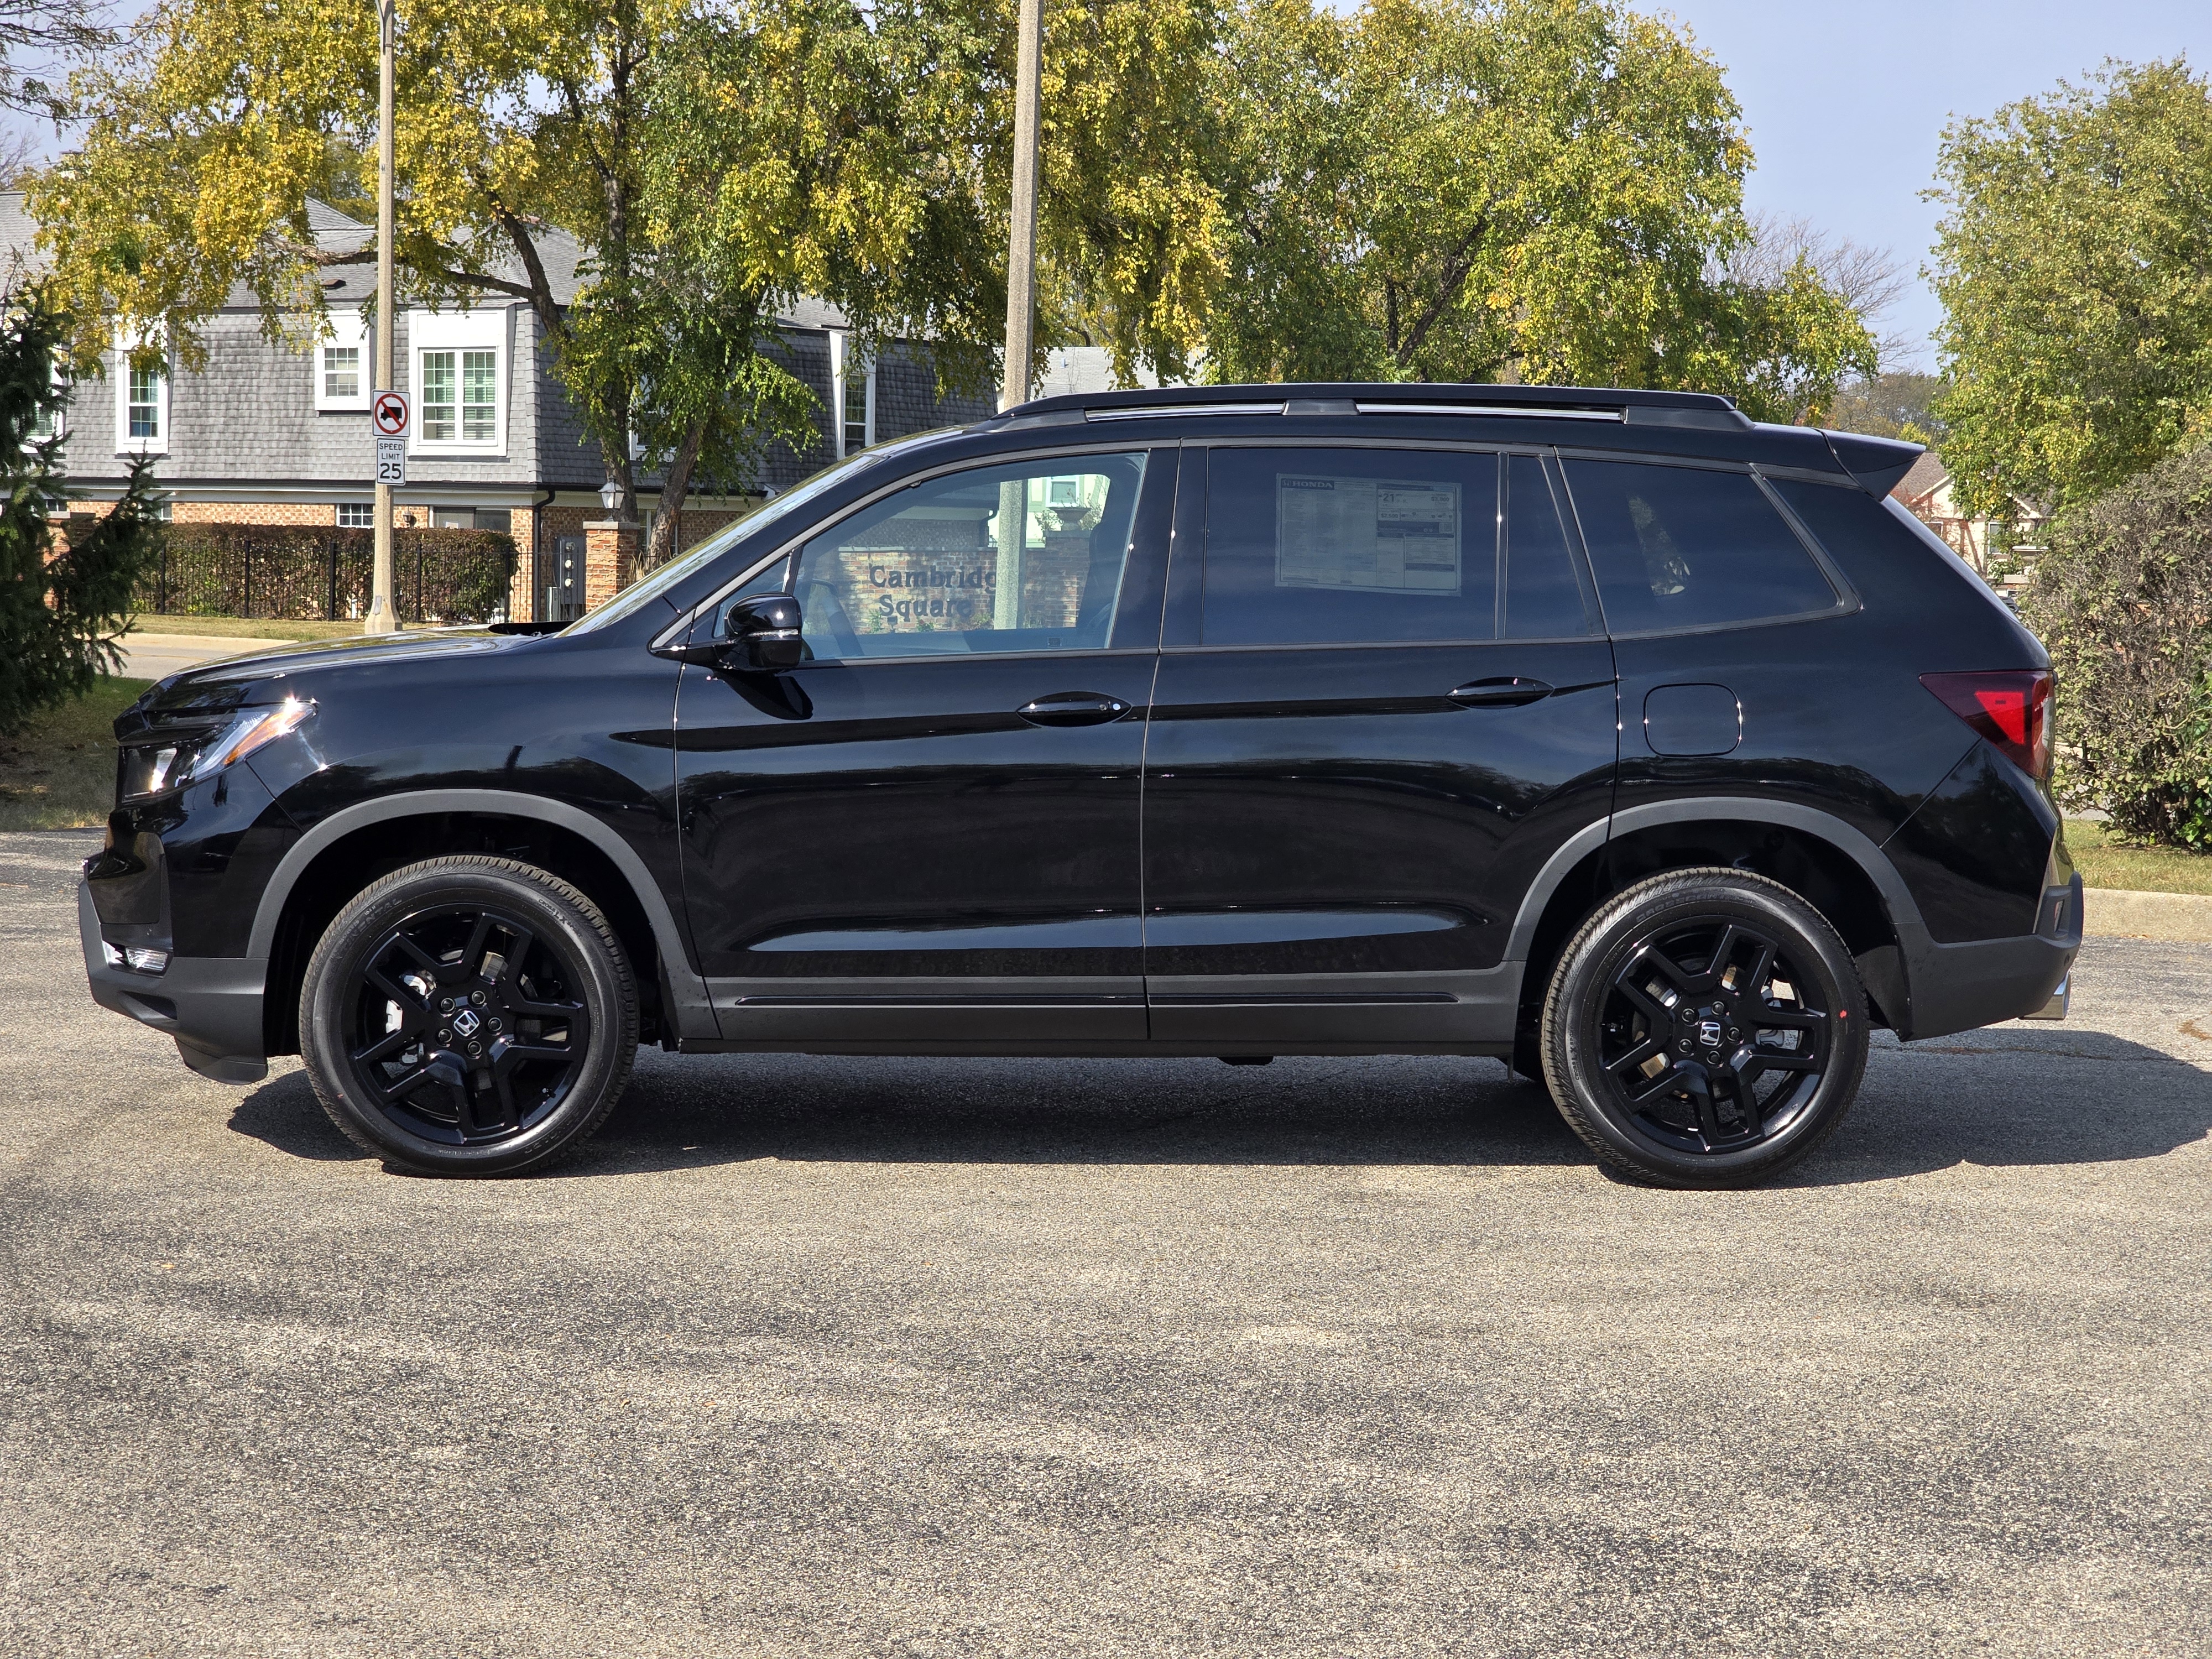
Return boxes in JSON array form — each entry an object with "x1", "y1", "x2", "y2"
[
  {"x1": 1698, "y1": 1018, "x2": 1723, "y2": 1047},
  {"x1": 451, "y1": 1007, "x2": 481, "y2": 1039}
]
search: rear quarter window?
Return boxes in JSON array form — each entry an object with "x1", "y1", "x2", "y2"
[{"x1": 1563, "y1": 460, "x2": 1840, "y2": 635}]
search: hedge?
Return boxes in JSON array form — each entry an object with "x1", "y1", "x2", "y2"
[
  {"x1": 2022, "y1": 441, "x2": 2212, "y2": 848},
  {"x1": 134, "y1": 523, "x2": 518, "y2": 625}
]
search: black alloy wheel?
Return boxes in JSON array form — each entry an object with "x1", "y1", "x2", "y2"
[
  {"x1": 1540, "y1": 869, "x2": 1869, "y2": 1188},
  {"x1": 301, "y1": 857, "x2": 637, "y2": 1176}
]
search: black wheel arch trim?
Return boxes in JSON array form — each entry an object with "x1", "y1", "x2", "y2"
[
  {"x1": 1504, "y1": 796, "x2": 1942, "y2": 1035},
  {"x1": 248, "y1": 789, "x2": 718, "y2": 1042},
  {"x1": 1505, "y1": 797, "x2": 1928, "y2": 963}
]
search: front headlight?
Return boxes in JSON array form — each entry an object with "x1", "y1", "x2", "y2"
[{"x1": 118, "y1": 697, "x2": 315, "y2": 802}]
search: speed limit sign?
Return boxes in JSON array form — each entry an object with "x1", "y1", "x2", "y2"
[{"x1": 371, "y1": 389, "x2": 410, "y2": 439}]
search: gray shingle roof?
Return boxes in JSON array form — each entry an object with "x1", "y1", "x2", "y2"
[{"x1": 1893, "y1": 450, "x2": 1948, "y2": 503}]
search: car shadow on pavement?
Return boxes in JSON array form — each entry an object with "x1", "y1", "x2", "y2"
[{"x1": 226, "y1": 1031, "x2": 2212, "y2": 1184}]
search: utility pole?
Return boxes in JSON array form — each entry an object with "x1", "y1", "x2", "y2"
[
  {"x1": 364, "y1": 0, "x2": 401, "y2": 634},
  {"x1": 1000, "y1": 0, "x2": 1042, "y2": 414},
  {"x1": 993, "y1": 0, "x2": 1043, "y2": 629}
]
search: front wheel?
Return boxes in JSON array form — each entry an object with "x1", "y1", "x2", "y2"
[
  {"x1": 1540, "y1": 869, "x2": 1869, "y2": 1188},
  {"x1": 299, "y1": 856, "x2": 638, "y2": 1176}
]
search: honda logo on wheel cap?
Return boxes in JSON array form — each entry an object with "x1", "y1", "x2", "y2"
[
  {"x1": 1698, "y1": 1020, "x2": 1722, "y2": 1047},
  {"x1": 451, "y1": 1008, "x2": 480, "y2": 1037}
]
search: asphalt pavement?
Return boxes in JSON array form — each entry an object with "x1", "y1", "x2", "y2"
[{"x1": 3, "y1": 827, "x2": 2208, "y2": 1656}]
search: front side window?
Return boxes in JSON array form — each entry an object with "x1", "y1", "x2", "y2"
[
  {"x1": 128, "y1": 363, "x2": 161, "y2": 439},
  {"x1": 421, "y1": 351, "x2": 456, "y2": 440},
  {"x1": 791, "y1": 451, "x2": 1149, "y2": 660},
  {"x1": 1563, "y1": 460, "x2": 1839, "y2": 634},
  {"x1": 1200, "y1": 447, "x2": 1499, "y2": 646}
]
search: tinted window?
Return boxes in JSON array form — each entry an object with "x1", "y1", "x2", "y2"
[
  {"x1": 791, "y1": 452, "x2": 1147, "y2": 660},
  {"x1": 1563, "y1": 460, "x2": 1838, "y2": 634},
  {"x1": 1503, "y1": 455, "x2": 1594, "y2": 638},
  {"x1": 1203, "y1": 447, "x2": 1499, "y2": 645}
]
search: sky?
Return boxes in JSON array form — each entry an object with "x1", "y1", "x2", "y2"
[{"x1": 1646, "y1": 0, "x2": 2211, "y2": 370}]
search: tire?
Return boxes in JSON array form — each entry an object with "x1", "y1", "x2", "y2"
[
  {"x1": 299, "y1": 856, "x2": 639, "y2": 1176},
  {"x1": 1539, "y1": 868, "x2": 1869, "y2": 1188}
]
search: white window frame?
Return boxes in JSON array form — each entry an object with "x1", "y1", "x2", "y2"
[
  {"x1": 407, "y1": 307, "x2": 508, "y2": 456},
  {"x1": 114, "y1": 324, "x2": 169, "y2": 456},
  {"x1": 828, "y1": 329, "x2": 875, "y2": 459},
  {"x1": 336, "y1": 501, "x2": 375, "y2": 529},
  {"x1": 315, "y1": 309, "x2": 373, "y2": 411}
]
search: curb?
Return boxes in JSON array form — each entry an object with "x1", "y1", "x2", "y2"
[{"x1": 2084, "y1": 886, "x2": 2212, "y2": 943}]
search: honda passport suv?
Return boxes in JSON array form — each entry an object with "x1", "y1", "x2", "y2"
[{"x1": 80, "y1": 384, "x2": 2079, "y2": 1187}]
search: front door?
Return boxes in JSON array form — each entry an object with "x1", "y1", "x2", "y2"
[
  {"x1": 676, "y1": 447, "x2": 1173, "y2": 1045},
  {"x1": 1143, "y1": 444, "x2": 1617, "y2": 1046}
]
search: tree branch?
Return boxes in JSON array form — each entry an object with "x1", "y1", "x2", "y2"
[{"x1": 1394, "y1": 213, "x2": 1490, "y2": 370}]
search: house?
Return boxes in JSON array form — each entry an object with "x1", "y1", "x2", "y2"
[
  {"x1": 1, "y1": 196, "x2": 996, "y2": 620},
  {"x1": 1890, "y1": 450, "x2": 2047, "y2": 587}
]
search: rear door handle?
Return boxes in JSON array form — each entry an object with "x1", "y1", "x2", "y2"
[
  {"x1": 1017, "y1": 691, "x2": 1133, "y2": 727},
  {"x1": 1448, "y1": 677, "x2": 1553, "y2": 708}
]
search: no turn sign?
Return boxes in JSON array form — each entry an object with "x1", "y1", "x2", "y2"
[{"x1": 371, "y1": 389, "x2": 410, "y2": 439}]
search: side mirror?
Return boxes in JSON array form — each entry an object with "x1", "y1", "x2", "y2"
[{"x1": 722, "y1": 594, "x2": 805, "y2": 671}]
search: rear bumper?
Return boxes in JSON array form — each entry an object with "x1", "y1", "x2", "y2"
[
  {"x1": 79, "y1": 881, "x2": 269, "y2": 1084},
  {"x1": 1894, "y1": 873, "x2": 2082, "y2": 1041}
]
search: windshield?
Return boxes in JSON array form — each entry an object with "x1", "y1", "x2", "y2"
[{"x1": 562, "y1": 429, "x2": 958, "y2": 635}]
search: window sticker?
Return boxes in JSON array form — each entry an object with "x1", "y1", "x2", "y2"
[{"x1": 1275, "y1": 474, "x2": 1461, "y2": 595}]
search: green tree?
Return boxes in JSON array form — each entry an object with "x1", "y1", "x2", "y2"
[
  {"x1": 0, "y1": 291, "x2": 162, "y2": 735},
  {"x1": 32, "y1": 0, "x2": 1230, "y2": 569},
  {"x1": 1206, "y1": 0, "x2": 1874, "y2": 420},
  {"x1": 1929, "y1": 59, "x2": 2212, "y2": 517},
  {"x1": 2022, "y1": 441, "x2": 2212, "y2": 847},
  {"x1": 1829, "y1": 372, "x2": 1948, "y2": 444}
]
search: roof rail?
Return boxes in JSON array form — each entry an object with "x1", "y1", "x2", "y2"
[{"x1": 984, "y1": 381, "x2": 1752, "y2": 432}]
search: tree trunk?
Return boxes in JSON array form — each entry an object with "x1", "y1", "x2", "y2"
[{"x1": 645, "y1": 419, "x2": 709, "y2": 568}]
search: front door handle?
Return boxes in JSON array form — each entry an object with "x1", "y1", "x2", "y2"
[
  {"x1": 1448, "y1": 677, "x2": 1553, "y2": 708},
  {"x1": 1018, "y1": 691, "x2": 1132, "y2": 727}
]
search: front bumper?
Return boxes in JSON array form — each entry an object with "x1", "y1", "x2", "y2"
[{"x1": 79, "y1": 881, "x2": 269, "y2": 1084}]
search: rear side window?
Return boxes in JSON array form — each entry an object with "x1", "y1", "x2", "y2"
[
  {"x1": 1202, "y1": 447, "x2": 1498, "y2": 645},
  {"x1": 1563, "y1": 460, "x2": 1839, "y2": 634},
  {"x1": 1503, "y1": 455, "x2": 1595, "y2": 638}
]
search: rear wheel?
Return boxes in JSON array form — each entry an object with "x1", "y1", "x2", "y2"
[
  {"x1": 299, "y1": 857, "x2": 638, "y2": 1176},
  {"x1": 1540, "y1": 869, "x2": 1867, "y2": 1188}
]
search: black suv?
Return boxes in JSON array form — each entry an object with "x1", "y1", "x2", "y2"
[{"x1": 80, "y1": 384, "x2": 2079, "y2": 1186}]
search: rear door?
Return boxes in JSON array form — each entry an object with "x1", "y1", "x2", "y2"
[{"x1": 1141, "y1": 443, "x2": 1616, "y2": 1046}]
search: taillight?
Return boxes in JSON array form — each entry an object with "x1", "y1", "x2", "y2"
[{"x1": 1920, "y1": 670, "x2": 2053, "y2": 780}]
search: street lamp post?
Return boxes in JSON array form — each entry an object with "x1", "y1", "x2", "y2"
[{"x1": 364, "y1": 0, "x2": 401, "y2": 634}]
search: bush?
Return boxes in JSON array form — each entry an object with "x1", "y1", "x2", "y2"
[
  {"x1": 2022, "y1": 442, "x2": 2212, "y2": 848},
  {"x1": 137, "y1": 523, "x2": 518, "y2": 624}
]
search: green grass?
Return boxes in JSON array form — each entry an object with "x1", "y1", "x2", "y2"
[
  {"x1": 2066, "y1": 818, "x2": 2212, "y2": 896},
  {"x1": 128, "y1": 614, "x2": 363, "y2": 640},
  {"x1": 0, "y1": 678, "x2": 154, "y2": 830}
]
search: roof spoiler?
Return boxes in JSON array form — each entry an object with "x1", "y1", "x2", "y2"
[{"x1": 1821, "y1": 430, "x2": 1924, "y2": 498}]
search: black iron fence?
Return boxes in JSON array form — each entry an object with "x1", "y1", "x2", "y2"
[{"x1": 135, "y1": 524, "x2": 518, "y2": 624}]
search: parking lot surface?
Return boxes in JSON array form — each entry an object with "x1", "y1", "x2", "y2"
[{"x1": 3, "y1": 828, "x2": 2208, "y2": 1656}]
